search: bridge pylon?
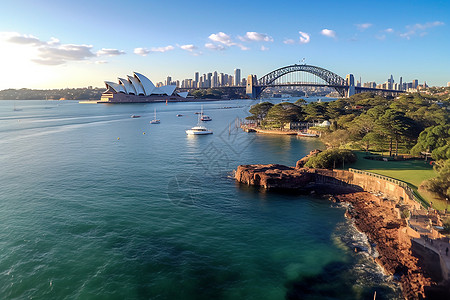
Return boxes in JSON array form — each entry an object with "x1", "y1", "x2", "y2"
[{"x1": 246, "y1": 75, "x2": 261, "y2": 99}]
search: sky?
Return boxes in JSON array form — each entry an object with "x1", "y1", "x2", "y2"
[{"x1": 0, "y1": 0, "x2": 449, "y2": 90}]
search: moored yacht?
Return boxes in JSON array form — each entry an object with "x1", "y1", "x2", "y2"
[
  {"x1": 186, "y1": 111, "x2": 212, "y2": 135},
  {"x1": 185, "y1": 125, "x2": 213, "y2": 135},
  {"x1": 150, "y1": 108, "x2": 160, "y2": 124}
]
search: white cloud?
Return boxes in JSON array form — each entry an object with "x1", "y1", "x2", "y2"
[
  {"x1": 260, "y1": 45, "x2": 269, "y2": 51},
  {"x1": 4, "y1": 32, "x2": 44, "y2": 45},
  {"x1": 321, "y1": 29, "x2": 336, "y2": 38},
  {"x1": 375, "y1": 34, "x2": 386, "y2": 41},
  {"x1": 356, "y1": 23, "x2": 372, "y2": 31},
  {"x1": 95, "y1": 60, "x2": 108, "y2": 64},
  {"x1": 400, "y1": 21, "x2": 444, "y2": 39},
  {"x1": 283, "y1": 39, "x2": 295, "y2": 44},
  {"x1": 236, "y1": 44, "x2": 250, "y2": 51},
  {"x1": 96, "y1": 48, "x2": 125, "y2": 56},
  {"x1": 207, "y1": 32, "x2": 250, "y2": 51},
  {"x1": 205, "y1": 43, "x2": 226, "y2": 51},
  {"x1": 134, "y1": 47, "x2": 150, "y2": 56},
  {"x1": 238, "y1": 32, "x2": 273, "y2": 42},
  {"x1": 180, "y1": 44, "x2": 197, "y2": 52},
  {"x1": 412, "y1": 21, "x2": 444, "y2": 30},
  {"x1": 32, "y1": 44, "x2": 95, "y2": 65},
  {"x1": 48, "y1": 37, "x2": 60, "y2": 45},
  {"x1": 150, "y1": 45, "x2": 175, "y2": 53},
  {"x1": 208, "y1": 32, "x2": 233, "y2": 46},
  {"x1": 134, "y1": 46, "x2": 174, "y2": 55},
  {"x1": 298, "y1": 31, "x2": 310, "y2": 44},
  {"x1": 385, "y1": 28, "x2": 394, "y2": 33},
  {"x1": 1, "y1": 32, "x2": 117, "y2": 65}
]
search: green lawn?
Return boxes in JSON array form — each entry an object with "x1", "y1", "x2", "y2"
[{"x1": 345, "y1": 152, "x2": 448, "y2": 211}]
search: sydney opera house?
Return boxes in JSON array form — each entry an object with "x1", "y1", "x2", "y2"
[{"x1": 100, "y1": 72, "x2": 189, "y2": 103}]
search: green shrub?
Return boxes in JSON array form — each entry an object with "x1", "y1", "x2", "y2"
[{"x1": 304, "y1": 149, "x2": 357, "y2": 169}]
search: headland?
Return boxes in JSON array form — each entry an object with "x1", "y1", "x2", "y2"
[{"x1": 235, "y1": 150, "x2": 450, "y2": 299}]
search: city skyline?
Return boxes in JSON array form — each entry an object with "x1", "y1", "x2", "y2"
[{"x1": 0, "y1": 0, "x2": 448, "y2": 90}]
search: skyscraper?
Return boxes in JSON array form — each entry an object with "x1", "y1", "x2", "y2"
[
  {"x1": 213, "y1": 71, "x2": 218, "y2": 87},
  {"x1": 234, "y1": 68, "x2": 241, "y2": 86}
]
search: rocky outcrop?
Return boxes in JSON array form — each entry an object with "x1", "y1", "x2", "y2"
[
  {"x1": 295, "y1": 149, "x2": 322, "y2": 169},
  {"x1": 235, "y1": 164, "x2": 314, "y2": 190},
  {"x1": 338, "y1": 192, "x2": 433, "y2": 300},
  {"x1": 235, "y1": 150, "x2": 439, "y2": 299}
]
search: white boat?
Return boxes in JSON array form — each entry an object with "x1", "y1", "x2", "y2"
[
  {"x1": 186, "y1": 125, "x2": 213, "y2": 135},
  {"x1": 200, "y1": 105, "x2": 212, "y2": 121},
  {"x1": 200, "y1": 115, "x2": 212, "y2": 121},
  {"x1": 186, "y1": 112, "x2": 212, "y2": 135},
  {"x1": 297, "y1": 131, "x2": 317, "y2": 137},
  {"x1": 150, "y1": 108, "x2": 160, "y2": 124}
]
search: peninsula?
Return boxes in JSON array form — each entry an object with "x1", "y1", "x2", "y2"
[{"x1": 235, "y1": 150, "x2": 450, "y2": 299}]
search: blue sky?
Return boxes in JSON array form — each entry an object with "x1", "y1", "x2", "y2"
[{"x1": 0, "y1": 0, "x2": 448, "y2": 89}]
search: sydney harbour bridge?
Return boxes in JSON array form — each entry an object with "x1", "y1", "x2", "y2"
[{"x1": 179, "y1": 64, "x2": 404, "y2": 99}]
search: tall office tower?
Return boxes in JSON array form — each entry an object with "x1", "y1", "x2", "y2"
[
  {"x1": 202, "y1": 74, "x2": 207, "y2": 87},
  {"x1": 242, "y1": 78, "x2": 246, "y2": 87},
  {"x1": 387, "y1": 75, "x2": 394, "y2": 89},
  {"x1": 219, "y1": 73, "x2": 225, "y2": 87},
  {"x1": 229, "y1": 76, "x2": 234, "y2": 86},
  {"x1": 412, "y1": 79, "x2": 418, "y2": 89},
  {"x1": 176, "y1": 80, "x2": 180, "y2": 88},
  {"x1": 399, "y1": 77, "x2": 403, "y2": 90},
  {"x1": 234, "y1": 68, "x2": 241, "y2": 86},
  {"x1": 207, "y1": 73, "x2": 212, "y2": 88},
  {"x1": 447, "y1": 82, "x2": 450, "y2": 87},
  {"x1": 193, "y1": 72, "x2": 199, "y2": 88},
  {"x1": 224, "y1": 74, "x2": 229, "y2": 86},
  {"x1": 213, "y1": 71, "x2": 218, "y2": 87},
  {"x1": 165, "y1": 76, "x2": 172, "y2": 86}
]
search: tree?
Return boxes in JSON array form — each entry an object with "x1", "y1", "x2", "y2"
[
  {"x1": 294, "y1": 98, "x2": 307, "y2": 106},
  {"x1": 411, "y1": 125, "x2": 450, "y2": 160},
  {"x1": 376, "y1": 109, "x2": 419, "y2": 156},
  {"x1": 246, "y1": 102, "x2": 274, "y2": 122},
  {"x1": 360, "y1": 132, "x2": 385, "y2": 152},
  {"x1": 265, "y1": 102, "x2": 304, "y2": 128},
  {"x1": 422, "y1": 160, "x2": 450, "y2": 199},
  {"x1": 304, "y1": 149, "x2": 357, "y2": 169},
  {"x1": 303, "y1": 102, "x2": 326, "y2": 121}
]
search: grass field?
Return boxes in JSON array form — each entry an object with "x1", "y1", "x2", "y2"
[{"x1": 345, "y1": 152, "x2": 449, "y2": 211}]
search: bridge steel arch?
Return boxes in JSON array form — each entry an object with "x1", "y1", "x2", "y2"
[{"x1": 256, "y1": 64, "x2": 347, "y2": 98}]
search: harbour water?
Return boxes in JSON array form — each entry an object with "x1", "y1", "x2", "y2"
[{"x1": 0, "y1": 100, "x2": 401, "y2": 299}]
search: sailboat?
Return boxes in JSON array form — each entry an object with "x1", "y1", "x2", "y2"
[
  {"x1": 200, "y1": 105, "x2": 212, "y2": 121},
  {"x1": 186, "y1": 112, "x2": 212, "y2": 135},
  {"x1": 150, "y1": 108, "x2": 160, "y2": 124}
]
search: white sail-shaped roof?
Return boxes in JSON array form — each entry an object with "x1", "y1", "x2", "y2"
[
  {"x1": 127, "y1": 75, "x2": 145, "y2": 95},
  {"x1": 177, "y1": 92, "x2": 188, "y2": 98},
  {"x1": 134, "y1": 72, "x2": 155, "y2": 96},
  {"x1": 159, "y1": 85, "x2": 176, "y2": 96},
  {"x1": 118, "y1": 78, "x2": 136, "y2": 95},
  {"x1": 105, "y1": 81, "x2": 125, "y2": 93}
]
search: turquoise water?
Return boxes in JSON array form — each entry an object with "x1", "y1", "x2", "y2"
[{"x1": 0, "y1": 100, "x2": 400, "y2": 299}]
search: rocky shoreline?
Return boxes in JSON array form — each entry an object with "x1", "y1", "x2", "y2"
[
  {"x1": 234, "y1": 150, "x2": 449, "y2": 299},
  {"x1": 336, "y1": 192, "x2": 431, "y2": 299}
]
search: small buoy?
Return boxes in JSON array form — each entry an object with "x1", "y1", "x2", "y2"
[
  {"x1": 143, "y1": 132, "x2": 146, "y2": 135},
  {"x1": 117, "y1": 137, "x2": 120, "y2": 140}
]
